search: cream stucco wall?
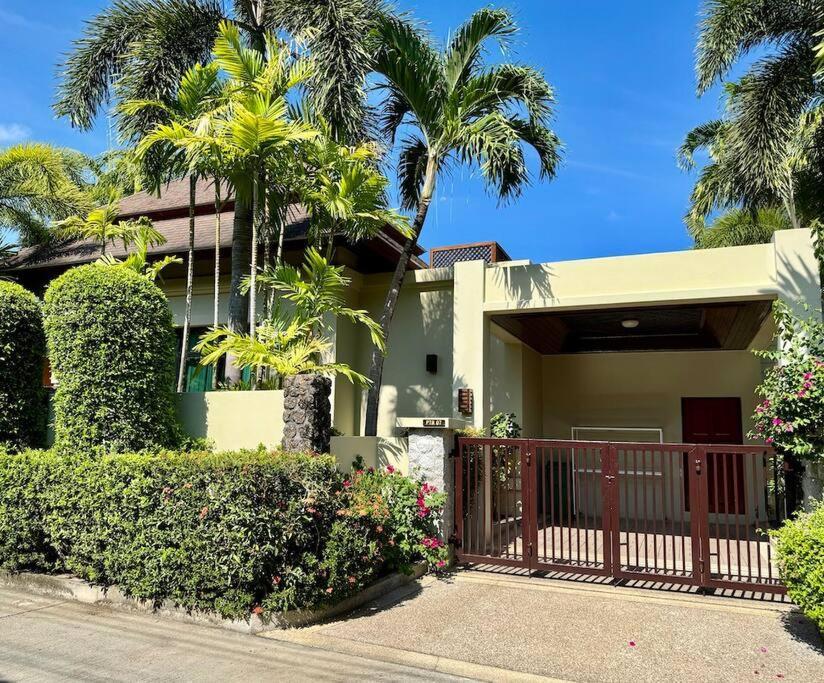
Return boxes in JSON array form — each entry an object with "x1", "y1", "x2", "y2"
[
  {"x1": 177, "y1": 390, "x2": 284, "y2": 451},
  {"x1": 540, "y1": 350, "x2": 764, "y2": 443},
  {"x1": 354, "y1": 269, "x2": 454, "y2": 436},
  {"x1": 330, "y1": 436, "x2": 409, "y2": 473}
]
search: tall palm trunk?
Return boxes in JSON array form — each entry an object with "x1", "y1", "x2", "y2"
[
  {"x1": 177, "y1": 175, "x2": 197, "y2": 393},
  {"x1": 364, "y1": 158, "x2": 438, "y2": 435},
  {"x1": 225, "y1": 199, "x2": 252, "y2": 384},
  {"x1": 249, "y1": 173, "x2": 264, "y2": 390},
  {"x1": 211, "y1": 178, "x2": 221, "y2": 389}
]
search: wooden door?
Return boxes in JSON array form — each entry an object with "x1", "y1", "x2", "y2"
[{"x1": 682, "y1": 398, "x2": 745, "y2": 514}]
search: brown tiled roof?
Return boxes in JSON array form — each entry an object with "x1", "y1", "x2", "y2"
[
  {"x1": 118, "y1": 177, "x2": 230, "y2": 218},
  {"x1": 4, "y1": 176, "x2": 423, "y2": 273}
]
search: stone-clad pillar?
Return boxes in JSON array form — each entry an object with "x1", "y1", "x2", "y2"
[{"x1": 282, "y1": 374, "x2": 332, "y2": 453}]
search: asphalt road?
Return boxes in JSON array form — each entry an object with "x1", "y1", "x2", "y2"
[{"x1": 0, "y1": 587, "x2": 464, "y2": 682}]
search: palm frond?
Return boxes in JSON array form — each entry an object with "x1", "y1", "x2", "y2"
[{"x1": 443, "y1": 8, "x2": 516, "y2": 91}]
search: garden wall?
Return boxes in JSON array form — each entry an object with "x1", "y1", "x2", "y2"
[
  {"x1": 177, "y1": 390, "x2": 284, "y2": 451},
  {"x1": 331, "y1": 436, "x2": 409, "y2": 473}
]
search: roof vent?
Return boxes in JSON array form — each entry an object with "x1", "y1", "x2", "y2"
[{"x1": 428, "y1": 241, "x2": 510, "y2": 268}]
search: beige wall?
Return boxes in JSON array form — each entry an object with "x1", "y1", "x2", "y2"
[
  {"x1": 330, "y1": 436, "x2": 409, "y2": 473},
  {"x1": 354, "y1": 271, "x2": 454, "y2": 436},
  {"x1": 540, "y1": 350, "x2": 764, "y2": 443},
  {"x1": 177, "y1": 390, "x2": 284, "y2": 451}
]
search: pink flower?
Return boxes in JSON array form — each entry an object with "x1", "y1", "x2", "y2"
[
  {"x1": 385, "y1": 465, "x2": 395, "y2": 474},
  {"x1": 436, "y1": 560, "x2": 446, "y2": 568},
  {"x1": 343, "y1": 480, "x2": 352, "y2": 488},
  {"x1": 804, "y1": 381, "x2": 813, "y2": 389},
  {"x1": 785, "y1": 423, "x2": 794, "y2": 433},
  {"x1": 766, "y1": 437, "x2": 775, "y2": 445},
  {"x1": 628, "y1": 641, "x2": 637, "y2": 648},
  {"x1": 804, "y1": 372, "x2": 814, "y2": 380},
  {"x1": 798, "y1": 390, "x2": 807, "y2": 398},
  {"x1": 772, "y1": 418, "x2": 783, "y2": 426}
]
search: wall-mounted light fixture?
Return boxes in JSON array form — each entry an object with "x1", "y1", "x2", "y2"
[{"x1": 621, "y1": 319, "x2": 640, "y2": 329}]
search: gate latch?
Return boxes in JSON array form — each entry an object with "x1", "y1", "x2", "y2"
[{"x1": 695, "y1": 458, "x2": 702, "y2": 475}]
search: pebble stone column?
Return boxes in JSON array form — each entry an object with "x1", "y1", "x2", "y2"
[
  {"x1": 281, "y1": 374, "x2": 332, "y2": 453},
  {"x1": 407, "y1": 427, "x2": 455, "y2": 541}
]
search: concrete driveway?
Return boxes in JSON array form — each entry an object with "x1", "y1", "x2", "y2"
[{"x1": 266, "y1": 571, "x2": 824, "y2": 682}]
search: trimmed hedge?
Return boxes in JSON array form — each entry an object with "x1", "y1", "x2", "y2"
[
  {"x1": 43, "y1": 264, "x2": 179, "y2": 453},
  {"x1": 0, "y1": 449, "x2": 447, "y2": 619},
  {"x1": 774, "y1": 503, "x2": 824, "y2": 633},
  {"x1": 0, "y1": 281, "x2": 46, "y2": 450}
]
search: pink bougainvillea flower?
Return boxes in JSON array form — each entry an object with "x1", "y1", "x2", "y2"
[
  {"x1": 804, "y1": 372, "x2": 813, "y2": 380},
  {"x1": 436, "y1": 560, "x2": 446, "y2": 568},
  {"x1": 784, "y1": 423, "x2": 794, "y2": 433},
  {"x1": 343, "y1": 480, "x2": 352, "y2": 488},
  {"x1": 772, "y1": 418, "x2": 783, "y2": 426},
  {"x1": 385, "y1": 465, "x2": 395, "y2": 473},
  {"x1": 798, "y1": 390, "x2": 807, "y2": 398}
]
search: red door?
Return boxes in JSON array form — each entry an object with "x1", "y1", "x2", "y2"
[{"x1": 682, "y1": 398, "x2": 745, "y2": 514}]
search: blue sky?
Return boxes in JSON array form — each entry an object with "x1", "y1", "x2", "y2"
[{"x1": 0, "y1": 1, "x2": 731, "y2": 262}]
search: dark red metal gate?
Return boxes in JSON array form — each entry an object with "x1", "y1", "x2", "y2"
[{"x1": 453, "y1": 438, "x2": 786, "y2": 593}]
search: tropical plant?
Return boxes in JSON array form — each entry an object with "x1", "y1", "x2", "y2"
[
  {"x1": 54, "y1": 193, "x2": 164, "y2": 256},
  {"x1": 137, "y1": 23, "x2": 316, "y2": 357},
  {"x1": 295, "y1": 119, "x2": 410, "y2": 258},
  {"x1": 0, "y1": 143, "x2": 91, "y2": 249},
  {"x1": 125, "y1": 60, "x2": 224, "y2": 391},
  {"x1": 689, "y1": 206, "x2": 793, "y2": 249},
  {"x1": 362, "y1": 8, "x2": 562, "y2": 435},
  {"x1": 98, "y1": 224, "x2": 182, "y2": 281},
  {"x1": 690, "y1": 1, "x2": 824, "y2": 234},
  {"x1": 55, "y1": 0, "x2": 397, "y2": 341},
  {"x1": 196, "y1": 248, "x2": 383, "y2": 386}
]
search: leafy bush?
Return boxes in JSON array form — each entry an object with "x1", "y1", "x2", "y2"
[
  {"x1": 0, "y1": 448, "x2": 447, "y2": 620},
  {"x1": 0, "y1": 281, "x2": 46, "y2": 450},
  {"x1": 43, "y1": 264, "x2": 179, "y2": 453},
  {"x1": 490, "y1": 412, "x2": 521, "y2": 438},
  {"x1": 773, "y1": 502, "x2": 824, "y2": 633}
]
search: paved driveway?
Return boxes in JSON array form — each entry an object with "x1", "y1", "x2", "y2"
[
  {"x1": 0, "y1": 587, "x2": 462, "y2": 682},
  {"x1": 267, "y1": 571, "x2": 824, "y2": 682}
]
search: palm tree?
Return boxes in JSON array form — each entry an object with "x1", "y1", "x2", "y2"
[
  {"x1": 362, "y1": 9, "x2": 562, "y2": 435},
  {"x1": 0, "y1": 143, "x2": 91, "y2": 249},
  {"x1": 136, "y1": 22, "x2": 317, "y2": 387},
  {"x1": 54, "y1": 194, "x2": 165, "y2": 256},
  {"x1": 98, "y1": 224, "x2": 182, "y2": 280},
  {"x1": 196, "y1": 247, "x2": 384, "y2": 385},
  {"x1": 125, "y1": 61, "x2": 223, "y2": 391},
  {"x1": 694, "y1": 1, "x2": 823, "y2": 228},
  {"x1": 689, "y1": 207, "x2": 793, "y2": 249},
  {"x1": 297, "y1": 123, "x2": 410, "y2": 259},
  {"x1": 54, "y1": 0, "x2": 396, "y2": 339}
]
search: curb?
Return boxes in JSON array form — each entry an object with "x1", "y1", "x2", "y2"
[{"x1": 0, "y1": 563, "x2": 428, "y2": 635}]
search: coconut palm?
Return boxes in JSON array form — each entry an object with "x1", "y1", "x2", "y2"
[
  {"x1": 0, "y1": 143, "x2": 91, "y2": 249},
  {"x1": 54, "y1": 0, "x2": 397, "y2": 340},
  {"x1": 694, "y1": 1, "x2": 824, "y2": 226},
  {"x1": 362, "y1": 8, "x2": 562, "y2": 435},
  {"x1": 196, "y1": 247, "x2": 383, "y2": 386}
]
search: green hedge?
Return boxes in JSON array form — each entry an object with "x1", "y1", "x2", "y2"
[
  {"x1": 0, "y1": 449, "x2": 447, "y2": 619},
  {"x1": 774, "y1": 502, "x2": 824, "y2": 633},
  {"x1": 43, "y1": 264, "x2": 179, "y2": 453},
  {"x1": 0, "y1": 281, "x2": 46, "y2": 450}
]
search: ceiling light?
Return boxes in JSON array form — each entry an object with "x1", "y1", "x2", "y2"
[{"x1": 621, "y1": 319, "x2": 640, "y2": 329}]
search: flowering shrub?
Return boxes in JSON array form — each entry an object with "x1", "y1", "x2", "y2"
[
  {"x1": 0, "y1": 448, "x2": 448, "y2": 620},
  {"x1": 750, "y1": 303, "x2": 824, "y2": 459}
]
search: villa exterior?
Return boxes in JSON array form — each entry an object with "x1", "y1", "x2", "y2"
[{"x1": 5, "y1": 178, "x2": 821, "y2": 593}]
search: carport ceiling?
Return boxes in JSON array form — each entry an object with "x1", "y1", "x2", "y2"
[{"x1": 491, "y1": 301, "x2": 773, "y2": 354}]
